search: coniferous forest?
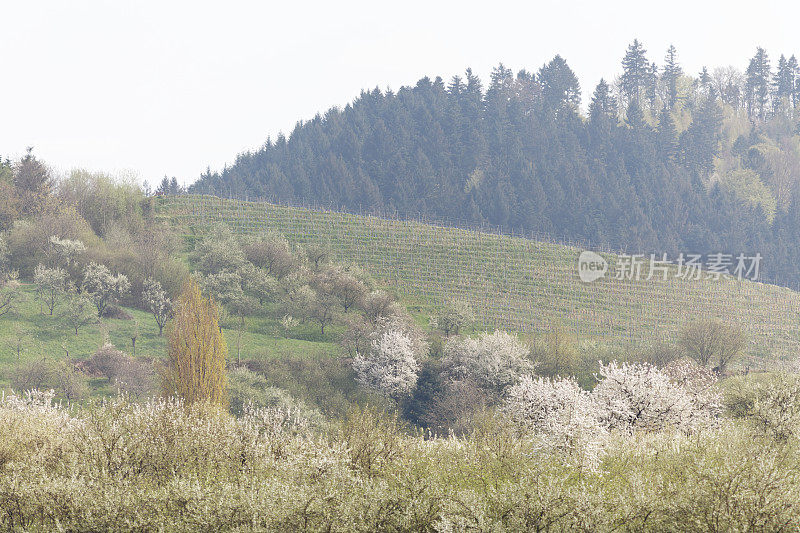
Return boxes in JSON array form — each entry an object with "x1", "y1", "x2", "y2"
[{"x1": 191, "y1": 42, "x2": 800, "y2": 287}]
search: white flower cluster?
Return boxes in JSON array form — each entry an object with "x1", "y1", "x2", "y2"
[
  {"x1": 352, "y1": 327, "x2": 420, "y2": 399},
  {"x1": 505, "y1": 359, "x2": 721, "y2": 470},
  {"x1": 442, "y1": 330, "x2": 534, "y2": 393}
]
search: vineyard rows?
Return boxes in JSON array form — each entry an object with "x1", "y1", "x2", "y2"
[{"x1": 158, "y1": 195, "x2": 800, "y2": 364}]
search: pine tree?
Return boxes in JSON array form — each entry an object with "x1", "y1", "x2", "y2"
[
  {"x1": 589, "y1": 78, "x2": 617, "y2": 123},
  {"x1": 773, "y1": 54, "x2": 795, "y2": 112},
  {"x1": 790, "y1": 55, "x2": 800, "y2": 109},
  {"x1": 646, "y1": 62, "x2": 658, "y2": 111},
  {"x1": 662, "y1": 45, "x2": 683, "y2": 109},
  {"x1": 698, "y1": 67, "x2": 712, "y2": 96},
  {"x1": 162, "y1": 278, "x2": 228, "y2": 406},
  {"x1": 745, "y1": 47, "x2": 771, "y2": 121},
  {"x1": 447, "y1": 75, "x2": 464, "y2": 96},
  {"x1": 657, "y1": 106, "x2": 678, "y2": 161},
  {"x1": 13, "y1": 147, "x2": 51, "y2": 216},
  {"x1": 538, "y1": 55, "x2": 581, "y2": 115},
  {"x1": 625, "y1": 101, "x2": 647, "y2": 129},
  {"x1": 621, "y1": 39, "x2": 649, "y2": 106}
]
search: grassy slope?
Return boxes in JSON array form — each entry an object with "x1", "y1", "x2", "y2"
[
  {"x1": 158, "y1": 194, "x2": 800, "y2": 367},
  {"x1": 0, "y1": 284, "x2": 340, "y2": 391}
]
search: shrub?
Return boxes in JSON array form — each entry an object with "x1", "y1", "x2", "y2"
[
  {"x1": 361, "y1": 289, "x2": 401, "y2": 324},
  {"x1": 228, "y1": 367, "x2": 322, "y2": 426},
  {"x1": 241, "y1": 233, "x2": 294, "y2": 279},
  {"x1": 430, "y1": 301, "x2": 475, "y2": 336},
  {"x1": 54, "y1": 361, "x2": 89, "y2": 401},
  {"x1": 593, "y1": 360, "x2": 721, "y2": 434},
  {"x1": 724, "y1": 372, "x2": 800, "y2": 440},
  {"x1": 33, "y1": 263, "x2": 67, "y2": 315},
  {"x1": 142, "y1": 277, "x2": 173, "y2": 335},
  {"x1": 531, "y1": 327, "x2": 583, "y2": 378},
  {"x1": 352, "y1": 328, "x2": 421, "y2": 399},
  {"x1": 441, "y1": 330, "x2": 534, "y2": 395},
  {"x1": 679, "y1": 319, "x2": 747, "y2": 373},
  {"x1": 505, "y1": 375, "x2": 607, "y2": 470},
  {"x1": 82, "y1": 262, "x2": 131, "y2": 317},
  {"x1": 193, "y1": 224, "x2": 245, "y2": 275},
  {"x1": 10, "y1": 359, "x2": 56, "y2": 391}
]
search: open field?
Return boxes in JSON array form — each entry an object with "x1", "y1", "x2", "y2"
[
  {"x1": 0, "y1": 285, "x2": 341, "y2": 392},
  {"x1": 158, "y1": 194, "x2": 800, "y2": 366}
]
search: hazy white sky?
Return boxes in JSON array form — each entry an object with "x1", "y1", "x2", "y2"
[{"x1": 1, "y1": 0, "x2": 798, "y2": 187}]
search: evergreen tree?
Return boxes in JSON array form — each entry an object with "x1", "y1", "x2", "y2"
[
  {"x1": 13, "y1": 147, "x2": 51, "y2": 216},
  {"x1": 625, "y1": 101, "x2": 647, "y2": 129},
  {"x1": 657, "y1": 106, "x2": 678, "y2": 161},
  {"x1": 790, "y1": 55, "x2": 800, "y2": 109},
  {"x1": 681, "y1": 96, "x2": 722, "y2": 176},
  {"x1": 538, "y1": 55, "x2": 581, "y2": 115},
  {"x1": 745, "y1": 47, "x2": 771, "y2": 121},
  {"x1": 662, "y1": 45, "x2": 683, "y2": 109},
  {"x1": 621, "y1": 39, "x2": 650, "y2": 106},
  {"x1": 774, "y1": 54, "x2": 795, "y2": 111},
  {"x1": 698, "y1": 67, "x2": 712, "y2": 96},
  {"x1": 589, "y1": 79, "x2": 617, "y2": 123},
  {"x1": 156, "y1": 176, "x2": 171, "y2": 195}
]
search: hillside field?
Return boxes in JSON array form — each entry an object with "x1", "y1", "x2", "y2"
[{"x1": 158, "y1": 194, "x2": 800, "y2": 367}]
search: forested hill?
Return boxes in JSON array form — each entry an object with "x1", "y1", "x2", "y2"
[{"x1": 189, "y1": 42, "x2": 800, "y2": 286}]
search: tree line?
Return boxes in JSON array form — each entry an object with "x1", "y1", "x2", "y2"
[{"x1": 189, "y1": 42, "x2": 800, "y2": 286}]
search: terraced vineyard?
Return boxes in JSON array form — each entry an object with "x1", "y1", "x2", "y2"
[{"x1": 158, "y1": 195, "x2": 800, "y2": 365}]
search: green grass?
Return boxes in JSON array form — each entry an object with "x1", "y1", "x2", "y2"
[
  {"x1": 158, "y1": 194, "x2": 800, "y2": 366},
  {"x1": 0, "y1": 284, "x2": 342, "y2": 391}
]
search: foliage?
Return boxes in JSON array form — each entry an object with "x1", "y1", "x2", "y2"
[
  {"x1": 33, "y1": 264, "x2": 67, "y2": 315},
  {"x1": 430, "y1": 300, "x2": 475, "y2": 336},
  {"x1": 193, "y1": 224, "x2": 245, "y2": 275},
  {"x1": 352, "y1": 328, "x2": 420, "y2": 399},
  {"x1": 679, "y1": 319, "x2": 747, "y2": 373},
  {"x1": 60, "y1": 290, "x2": 97, "y2": 334},
  {"x1": 724, "y1": 372, "x2": 800, "y2": 441},
  {"x1": 187, "y1": 44, "x2": 800, "y2": 290},
  {"x1": 0, "y1": 280, "x2": 22, "y2": 318},
  {"x1": 505, "y1": 375, "x2": 607, "y2": 470},
  {"x1": 141, "y1": 277, "x2": 173, "y2": 335},
  {"x1": 161, "y1": 278, "x2": 228, "y2": 406},
  {"x1": 56, "y1": 169, "x2": 144, "y2": 236},
  {"x1": 361, "y1": 289, "x2": 401, "y2": 324},
  {"x1": 5, "y1": 391, "x2": 800, "y2": 530},
  {"x1": 82, "y1": 262, "x2": 131, "y2": 317},
  {"x1": 441, "y1": 330, "x2": 534, "y2": 395},
  {"x1": 241, "y1": 233, "x2": 294, "y2": 279},
  {"x1": 593, "y1": 360, "x2": 722, "y2": 434}
]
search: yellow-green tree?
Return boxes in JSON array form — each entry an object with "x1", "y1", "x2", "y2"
[{"x1": 162, "y1": 278, "x2": 228, "y2": 406}]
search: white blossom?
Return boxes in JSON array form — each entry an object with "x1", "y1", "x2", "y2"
[
  {"x1": 593, "y1": 360, "x2": 720, "y2": 434},
  {"x1": 505, "y1": 375, "x2": 607, "y2": 471},
  {"x1": 352, "y1": 328, "x2": 420, "y2": 399},
  {"x1": 442, "y1": 330, "x2": 533, "y2": 393}
]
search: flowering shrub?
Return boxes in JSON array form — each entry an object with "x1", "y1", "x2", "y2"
[
  {"x1": 441, "y1": 330, "x2": 534, "y2": 394},
  {"x1": 505, "y1": 375, "x2": 607, "y2": 470},
  {"x1": 593, "y1": 360, "x2": 721, "y2": 434},
  {"x1": 352, "y1": 328, "x2": 420, "y2": 398},
  {"x1": 2, "y1": 390, "x2": 800, "y2": 530}
]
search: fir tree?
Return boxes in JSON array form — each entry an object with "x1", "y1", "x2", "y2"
[
  {"x1": 662, "y1": 45, "x2": 683, "y2": 109},
  {"x1": 745, "y1": 47, "x2": 771, "y2": 121},
  {"x1": 621, "y1": 39, "x2": 650, "y2": 106}
]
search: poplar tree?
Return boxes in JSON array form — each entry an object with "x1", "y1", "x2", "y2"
[{"x1": 162, "y1": 278, "x2": 228, "y2": 406}]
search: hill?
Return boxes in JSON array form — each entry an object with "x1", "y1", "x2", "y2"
[
  {"x1": 158, "y1": 194, "x2": 800, "y2": 367},
  {"x1": 187, "y1": 44, "x2": 800, "y2": 287}
]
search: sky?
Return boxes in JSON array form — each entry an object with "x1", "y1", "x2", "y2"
[{"x1": 1, "y1": 0, "x2": 798, "y2": 187}]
